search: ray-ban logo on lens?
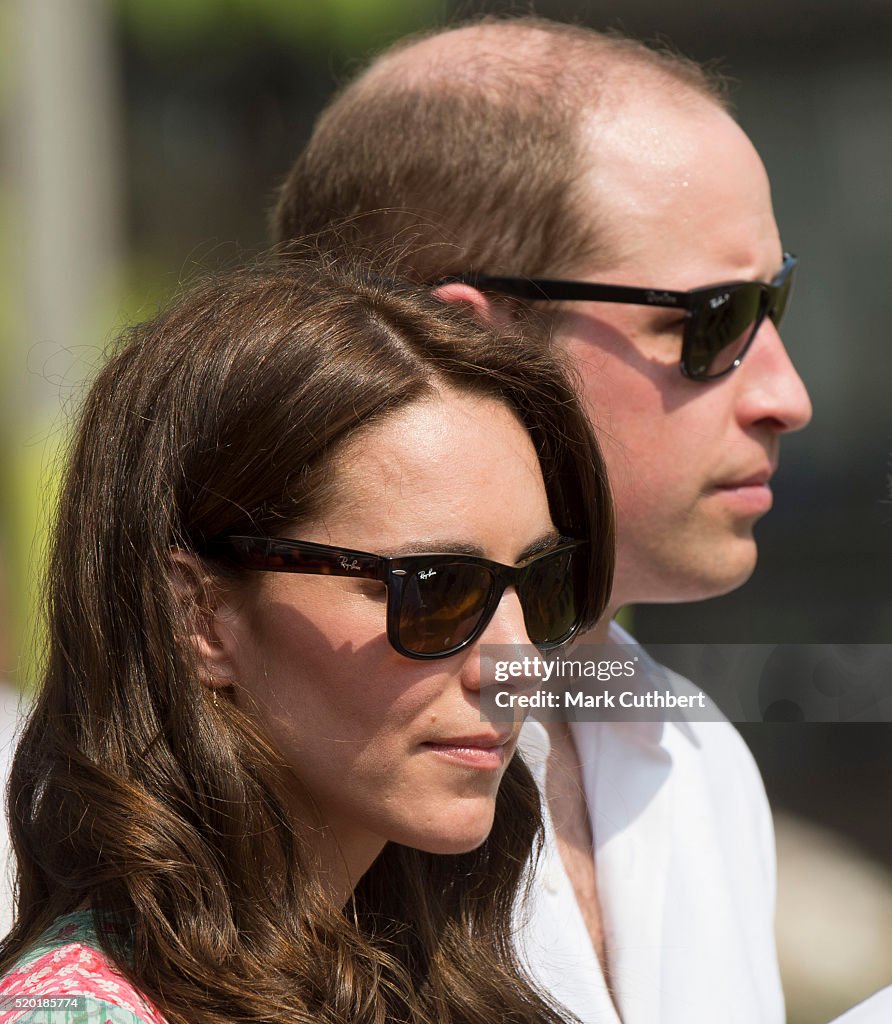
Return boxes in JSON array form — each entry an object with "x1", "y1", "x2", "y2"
[
  {"x1": 419, "y1": 569, "x2": 437, "y2": 580},
  {"x1": 340, "y1": 557, "x2": 361, "y2": 572},
  {"x1": 709, "y1": 292, "x2": 731, "y2": 308}
]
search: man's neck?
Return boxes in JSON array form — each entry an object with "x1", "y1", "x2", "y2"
[
  {"x1": 544, "y1": 721, "x2": 612, "y2": 989},
  {"x1": 580, "y1": 609, "x2": 620, "y2": 645}
]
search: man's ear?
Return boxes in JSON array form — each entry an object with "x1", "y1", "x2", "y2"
[
  {"x1": 168, "y1": 551, "x2": 241, "y2": 690},
  {"x1": 432, "y1": 282, "x2": 515, "y2": 329}
]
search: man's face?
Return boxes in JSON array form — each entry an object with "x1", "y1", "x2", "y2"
[{"x1": 556, "y1": 88, "x2": 812, "y2": 609}]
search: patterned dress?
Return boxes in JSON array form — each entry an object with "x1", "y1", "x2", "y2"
[{"x1": 0, "y1": 911, "x2": 168, "y2": 1024}]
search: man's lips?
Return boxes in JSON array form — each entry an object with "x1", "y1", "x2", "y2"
[
  {"x1": 712, "y1": 467, "x2": 776, "y2": 513},
  {"x1": 714, "y1": 464, "x2": 776, "y2": 489},
  {"x1": 716, "y1": 460, "x2": 778, "y2": 487}
]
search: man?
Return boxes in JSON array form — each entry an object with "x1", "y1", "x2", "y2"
[{"x1": 274, "y1": 17, "x2": 812, "y2": 1023}]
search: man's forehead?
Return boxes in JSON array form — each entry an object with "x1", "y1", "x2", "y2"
[{"x1": 573, "y1": 84, "x2": 781, "y2": 283}]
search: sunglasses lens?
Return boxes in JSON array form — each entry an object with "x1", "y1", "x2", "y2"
[
  {"x1": 517, "y1": 547, "x2": 581, "y2": 647},
  {"x1": 398, "y1": 563, "x2": 493, "y2": 655},
  {"x1": 768, "y1": 268, "x2": 794, "y2": 326},
  {"x1": 686, "y1": 284, "x2": 763, "y2": 379}
]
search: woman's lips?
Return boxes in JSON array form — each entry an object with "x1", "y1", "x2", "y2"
[{"x1": 421, "y1": 735, "x2": 512, "y2": 769}]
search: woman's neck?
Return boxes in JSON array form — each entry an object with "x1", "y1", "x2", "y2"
[{"x1": 302, "y1": 818, "x2": 386, "y2": 908}]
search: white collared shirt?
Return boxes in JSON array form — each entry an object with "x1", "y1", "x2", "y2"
[
  {"x1": 516, "y1": 623, "x2": 784, "y2": 1024},
  {"x1": 828, "y1": 987, "x2": 892, "y2": 1023}
]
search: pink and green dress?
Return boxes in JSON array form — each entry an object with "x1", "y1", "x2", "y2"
[{"x1": 0, "y1": 911, "x2": 167, "y2": 1024}]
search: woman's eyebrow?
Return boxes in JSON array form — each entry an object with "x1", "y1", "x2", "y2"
[
  {"x1": 385, "y1": 529, "x2": 562, "y2": 562},
  {"x1": 383, "y1": 539, "x2": 487, "y2": 557},
  {"x1": 517, "y1": 529, "x2": 563, "y2": 561}
]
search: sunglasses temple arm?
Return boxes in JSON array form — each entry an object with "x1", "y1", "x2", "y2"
[
  {"x1": 269, "y1": 549, "x2": 384, "y2": 581},
  {"x1": 209, "y1": 539, "x2": 386, "y2": 581},
  {"x1": 442, "y1": 275, "x2": 694, "y2": 309}
]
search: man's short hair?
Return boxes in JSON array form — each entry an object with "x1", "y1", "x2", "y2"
[{"x1": 274, "y1": 16, "x2": 729, "y2": 282}]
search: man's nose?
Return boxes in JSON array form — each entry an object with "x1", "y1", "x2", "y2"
[{"x1": 735, "y1": 319, "x2": 813, "y2": 433}]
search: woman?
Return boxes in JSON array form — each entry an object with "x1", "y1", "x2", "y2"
[{"x1": 0, "y1": 259, "x2": 613, "y2": 1024}]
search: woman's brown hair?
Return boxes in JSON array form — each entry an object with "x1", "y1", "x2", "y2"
[{"x1": 1, "y1": 257, "x2": 613, "y2": 1024}]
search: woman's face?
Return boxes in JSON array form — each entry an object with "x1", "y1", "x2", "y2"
[{"x1": 213, "y1": 390, "x2": 559, "y2": 890}]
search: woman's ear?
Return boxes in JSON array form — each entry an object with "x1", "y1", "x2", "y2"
[
  {"x1": 432, "y1": 282, "x2": 516, "y2": 329},
  {"x1": 168, "y1": 551, "x2": 242, "y2": 690}
]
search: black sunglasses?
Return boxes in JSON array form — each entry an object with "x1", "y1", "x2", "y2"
[
  {"x1": 441, "y1": 253, "x2": 797, "y2": 381},
  {"x1": 203, "y1": 535, "x2": 588, "y2": 660}
]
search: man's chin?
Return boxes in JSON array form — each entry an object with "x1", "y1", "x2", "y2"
[
  {"x1": 678, "y1": 547, "x2": 759, "y2": 603},
  {"x1": 617, "y1": 539, "x2": 759, "y2": 606}
]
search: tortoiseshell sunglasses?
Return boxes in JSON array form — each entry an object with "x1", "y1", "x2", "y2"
[{"x1": 203, "y1": 535, "x2": 587, "y2": 660}]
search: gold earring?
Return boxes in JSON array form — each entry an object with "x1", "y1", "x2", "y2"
[{"x1": 212, "y1": 689, "x2": 219, "y2": 708}]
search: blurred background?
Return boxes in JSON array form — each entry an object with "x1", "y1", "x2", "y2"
[{"x1": 0, "y1": 0, "x2": 890, "y2": 1019}]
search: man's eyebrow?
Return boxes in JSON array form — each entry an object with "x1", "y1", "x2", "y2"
[{"x1": 385, "y1": 529, "x2": 562, "y2": 562}]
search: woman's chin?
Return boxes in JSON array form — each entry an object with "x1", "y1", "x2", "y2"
[{"x1": 403, "y1": 809, "x2": 497, "y2": 856}]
